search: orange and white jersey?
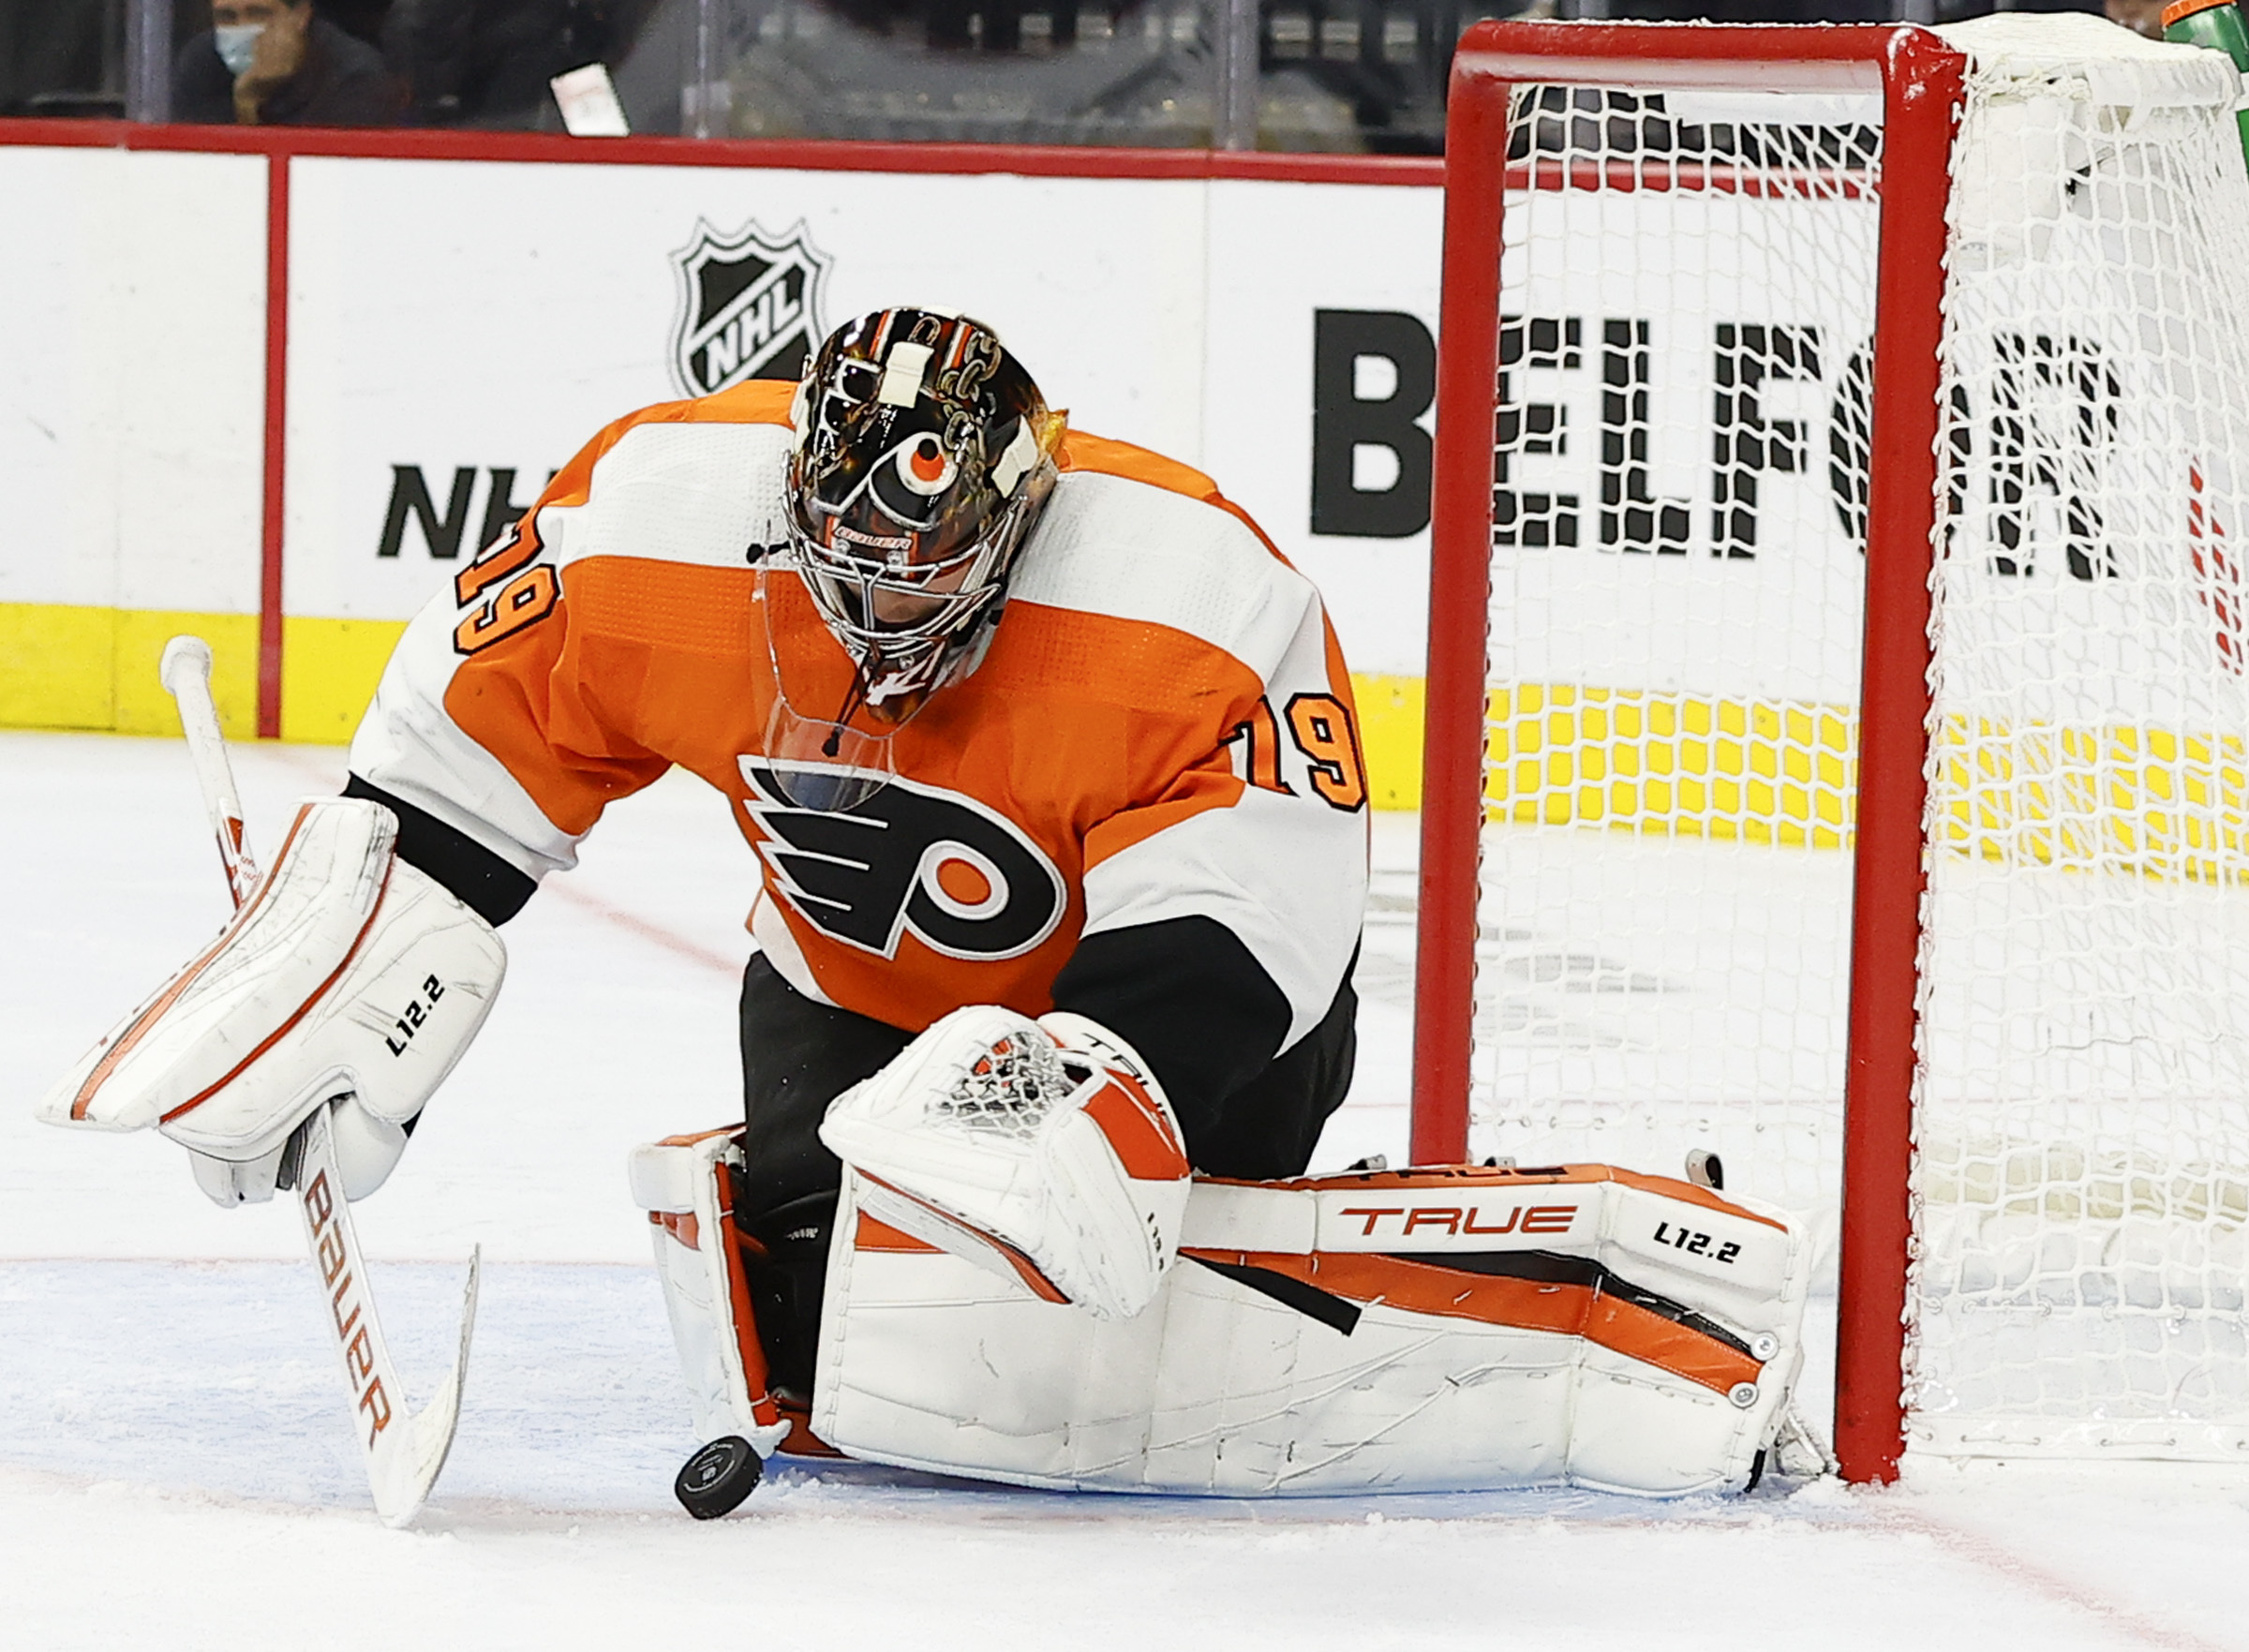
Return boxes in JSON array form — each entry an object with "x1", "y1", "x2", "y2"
[{"x1": 349, "y1": 380, "x2": 1368, "y2": 1075}]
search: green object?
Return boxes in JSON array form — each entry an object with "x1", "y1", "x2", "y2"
[{"x1": 2164, "y1": 0, "x2": 2249, "y2": 172}]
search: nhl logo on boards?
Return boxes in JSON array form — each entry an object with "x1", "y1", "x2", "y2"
[{"x1": 669, "y1": 219, "x2": 832, "y2": 397}]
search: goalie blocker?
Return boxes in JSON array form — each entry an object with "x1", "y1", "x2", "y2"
[
  {"x1": 634, "y1": 1142, "x2": 1810, "y2": 1498},
  {"x1": 37, "y1": 797, "x2": 507, "y2": 1205}
]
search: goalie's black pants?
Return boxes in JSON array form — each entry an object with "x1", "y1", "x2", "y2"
[{"x1": 732, "y1": 953, "x2": 1358, "y2": 1402}]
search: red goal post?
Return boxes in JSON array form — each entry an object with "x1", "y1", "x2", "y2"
[{"x1": 1414, "y1": 22, "x2": 1968, "y2": 1483}]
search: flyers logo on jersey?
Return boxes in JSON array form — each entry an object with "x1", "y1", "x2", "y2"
[{"x1": 738, "y1": 763, "x2": 1065, "y2": 962}]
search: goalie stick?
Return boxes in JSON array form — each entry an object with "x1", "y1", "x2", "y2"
[{"x1": 158, "y1": 635, "x2": 480, "y2": 1528}]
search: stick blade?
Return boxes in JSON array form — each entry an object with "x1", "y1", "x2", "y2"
[{"x1": 369, "y1": 1245, "x2": 481, "y2": 1529}]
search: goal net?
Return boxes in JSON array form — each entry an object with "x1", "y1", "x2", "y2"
[{"x1": 1422, "y1": 13, "x2": 2249, "y2": 1470}]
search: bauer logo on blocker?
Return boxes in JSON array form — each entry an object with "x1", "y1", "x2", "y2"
[{"x1": 669, "y1": 220, "x2": 832, "y2": 397}]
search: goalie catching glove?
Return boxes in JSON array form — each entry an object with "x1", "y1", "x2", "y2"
[
  {"x1": 819, "y1": 1005, "x2": 1191, "y2": 1322},
  {"x1": 37, "y1": 797, "x2": 506, "y2": 1205}
]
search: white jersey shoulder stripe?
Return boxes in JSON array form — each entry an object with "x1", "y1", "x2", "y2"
[
  {"x1": 349, "y1": 600, "x2": 588, "y2": 880},
  {"x1": 535, "y1": 421, "x2": 794, "y2": 574},
  {"x1": 1007, "y1": 471, "x2": 1316, "y2": 684},
  {"x1": 1077, "y1": 602, "x2": 1366, "y2": 1044}
]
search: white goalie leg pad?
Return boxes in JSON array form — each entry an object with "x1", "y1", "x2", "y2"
[
  {"x1": 817, "y1": 1005, "x2": 1190, "y2": 1322},
  {"x1": 813, "y1": 1163, "x2": 1810, "y2": 1496},
  {"x1": 38, "y1": 797, "x2": 505, "y2": 1194},
  {"x1": 626, "y1": 1129, "x2": 791, "y2": 1458}
]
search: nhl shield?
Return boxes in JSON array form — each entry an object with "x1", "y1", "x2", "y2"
[{"x1": 669, "y1": 220, "x2": 832, "y2": 397}]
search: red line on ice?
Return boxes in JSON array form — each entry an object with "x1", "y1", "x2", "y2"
[
  {"x1": 544, "y1": 881, "x2": 741, "y2": 978},
  {"x1": 1882, "y1": 1507, "x2": 2235, "y2": 1652}
]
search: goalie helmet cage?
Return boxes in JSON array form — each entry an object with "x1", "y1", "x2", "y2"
[{"x1": 1415, "y1": 16, "x2": 2249, "y2": 1483}]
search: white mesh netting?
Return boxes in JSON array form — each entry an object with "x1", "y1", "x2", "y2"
[
  {"x1": 932, "y1": 1028, "x2": 1072, "y2": 1140},
  {"x1": 1472, "y1": 13, "x2": 2249, "y2": 1458}
]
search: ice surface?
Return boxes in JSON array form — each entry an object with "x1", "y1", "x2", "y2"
[{"x1": 7, "y1": 730, "x2": 2249, "y2": 1650}]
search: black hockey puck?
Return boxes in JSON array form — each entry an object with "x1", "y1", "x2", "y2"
[{"x1": 675, "y1": 1435, "x2": 762, "y2": 1520}]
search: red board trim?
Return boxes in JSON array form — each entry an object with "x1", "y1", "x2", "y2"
[
  {"x1": 0, "y1": 117, "x2": 1443, "y2": 186},
  {"x1": 259, "y1": 150, "x2": 289, "y2": 739}
]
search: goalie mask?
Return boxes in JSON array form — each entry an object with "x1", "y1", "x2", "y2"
[{"x1": 784, "y1": 308, "x2": 1064, "y2": 725}]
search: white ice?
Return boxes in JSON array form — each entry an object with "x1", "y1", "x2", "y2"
[{"x1": 7, "y1": 728, "x2": 2249, "y2": 1651}]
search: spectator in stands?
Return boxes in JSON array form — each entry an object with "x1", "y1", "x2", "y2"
[
  {"x1": 173, "y1": 0, "x2": 405, "y2": 126},
  {"x1": 2106, "y1": 0, "x2": 2166, "y2": 36}
]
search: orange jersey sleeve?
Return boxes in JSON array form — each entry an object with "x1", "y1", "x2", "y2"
[{"x1": 350, "y1": 381, "x2": 797, "y2": 874}]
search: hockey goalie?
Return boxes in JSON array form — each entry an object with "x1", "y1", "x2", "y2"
[{"x1": 42, "y1": 307, "x2": 1809, "y2": 1508}]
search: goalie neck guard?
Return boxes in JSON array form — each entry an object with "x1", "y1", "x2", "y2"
[{"x1": 784, "y1": 308, "x2": 1064, "y2": 730}]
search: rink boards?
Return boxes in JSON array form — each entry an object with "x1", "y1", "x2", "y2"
[
  {"x1": 0, "y1": 135, "x2": 1439, "y2": 778},
  {"x1": 4, "y1": 126, "x2": 2242, "y2": 848}
]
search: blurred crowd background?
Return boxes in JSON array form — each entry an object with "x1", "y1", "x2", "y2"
[{"x1": 0, "y1": 0, "x2": 2163, "y2": 154}]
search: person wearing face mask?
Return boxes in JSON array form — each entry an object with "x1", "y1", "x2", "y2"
[{"x1": 172, "y1": 0, "x2": 404, "y2": 127}]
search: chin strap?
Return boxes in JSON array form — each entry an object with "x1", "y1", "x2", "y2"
[{"x1": 821, "y1": 673, "x2": 872, "y2": 755}]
